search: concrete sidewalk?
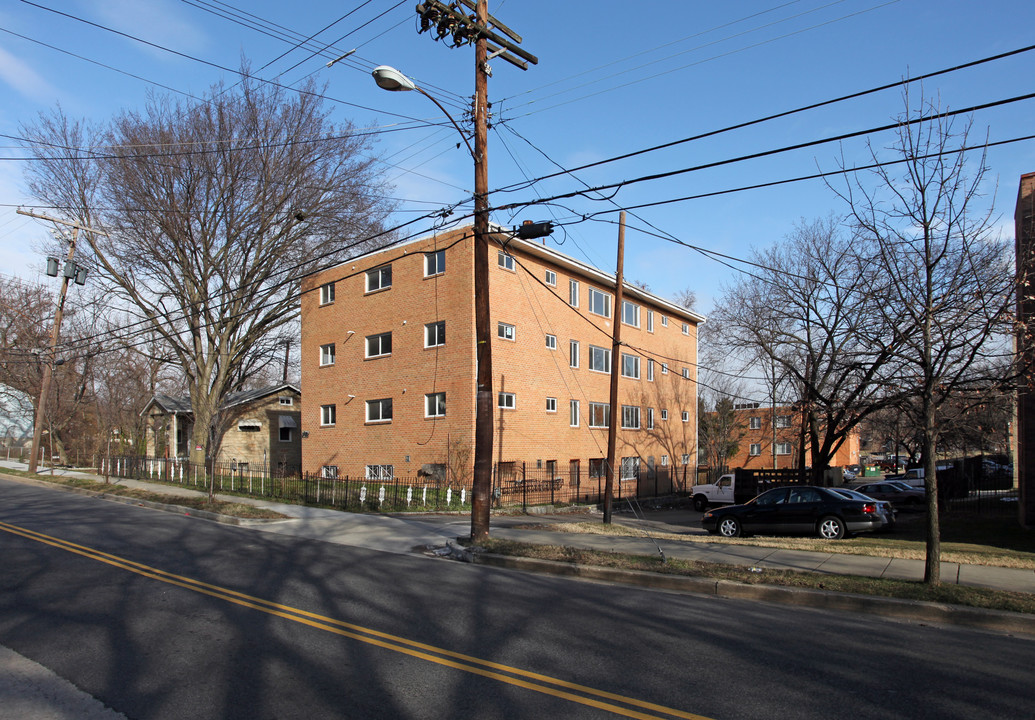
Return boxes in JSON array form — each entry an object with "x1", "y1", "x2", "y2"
[{"x1": 3, "y1": 460, "x2": 1034, "y2": 594}]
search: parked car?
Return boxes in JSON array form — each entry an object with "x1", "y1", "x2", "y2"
[
  {"x1": 832, "y1": 487, "x2": 896, "y2": 531},
  {"x1": 701, "y1": 486, "x2": 884, "y2": 539},
  {"x1": 853, "y1": 481, "x2": 926, "y2": 509}
]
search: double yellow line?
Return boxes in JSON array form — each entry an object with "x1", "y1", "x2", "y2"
[{"x1": 1, "y1": 520, "x2": 709, "y2": 719}]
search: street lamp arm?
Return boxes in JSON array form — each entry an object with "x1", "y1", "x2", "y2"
[{"x1": 414, "y1": 86, "x2": 476, "y2": 161}]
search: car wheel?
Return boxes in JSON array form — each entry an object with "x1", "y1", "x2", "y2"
[
  {"x1": 693, "y1": 495, "x2": 708, "y2": 512},
  {"x1": 817, "y1": 515, "x2": 845, "y2": 540},
  {"x1": 718, "y1": 516, "x2": 742, "y2": 538}
]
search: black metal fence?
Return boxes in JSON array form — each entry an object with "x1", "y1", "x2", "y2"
[{"x1": 100, "y1": 456, "x2": 690, "y2": 513}]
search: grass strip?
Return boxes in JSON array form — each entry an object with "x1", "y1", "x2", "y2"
[{"x1": 473, "y1": 537, "x2": 1035, "y2": 615}]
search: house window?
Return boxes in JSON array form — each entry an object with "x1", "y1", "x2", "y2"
[
  {"x1": 660, "y1": 409, "x2": 669, "y2": 421},
  {"x1": 588, "y1": 288, "x2": 611, "y2": 318},
  {"x1": 622, "y1": 300, "x2": 640, "y2": 327},
  {"x1": 661, "y1": 316, "x2": 668, "y2": 327},
  {"x1": 498, "y1": 392, "x2": 516, "y2": 410},
  {"x1": 545, "y1": 269, "x2": 557, "y2": 286},
  {"x1": 320, "y1": 404, "x2": 336, "y2": 426},
  {"x1": 682, "y1": 322, "x2": 690, "y2": 335},
  {"x1": 620, "y1": 457, "x2": 639, "y2": 480},
  {"x1": 775, "y1": 415, "x2": 791, "y2": 429},
  {"x1": 321, "y1": 465, "x2": 338, "y2": 479},
  {"x1": 750, "y1": 416, "x2": 761, "y2": 430},
  {"x1": 749, "y1": 443, "x2": 761, "y2": 456},
  {"x1": 775, "y1": 442, "x2": 792, "y2": 455},
  {"x1": 238, "y1": 419, "x2": 261, "y2": 432},
  {"x1": 588, "y1": 402, "x2": 610, "y2": 428},
  {"x1": 569, "y1": 340, "x2": 580, "y2": 368},
  {"x1": 366, "y1": 332, "x2": 392, "y2": 358},
  {"x1": 589, "y1": 458, "x2": 607, "y2": 478},
  {"x1": 621, "y1": 353, "x2": 640, "y2": 379},
  {"x1": 425, "y1": 249, "x2": 445, "y2": 276},
  {"x1": 320, "y1": 343, "x2": 335, "y2": 366},
  {"x1": 682, "y1": 411, "x2": 690, "y2": 422},
  {"x1": 366, "y1": 265, "x2": 391, "y2": 292},
  {"x1": 425, "y1": 321, "x2": 445, "y2": 348},
  {"x1": 279, "y1": 427, "x2": 292, "y2": 442},
  {"x1": 366, "y1": 464, "x2": 394, "y2": 480},
  {"x1": 545, "y1": 334, "x2": 557, "y2": 350},
  {"x1": 366, "y1": 398, "x2": 393, "y2": 423},
  {"x1": 647, "y1": 408, "x2": 654, "y2": 429},
  {"x1": 647, "y1": 359, "x2": 655, "y2": 382},
  {"x1": 570, "y1": 399, "x2": 580, "y2": 427},
  {"x1": 498, "y1": 251, "x2": 515, "y2": 271},
  {"x1": 682, "y1": 367, "x2": 690, "y2": 379},
  {"x1": 660, "y1": 454, "x2": 669, "y2": 466},
  {"x1": 320, "y1": 282, "x2": 335, "y2": 305},
  {"x1": 681, "y1": 453, "x2": 690, "y2": 465},
  {"x1": 546, "y1": 397, "x2": 557, "y2": 413},
  {"x1": 569, "y1": 279, "x2": 579, "y2": 307},
  {"x1": 661, "y1": 363, "x2": 669, "y2": 374},
  {"x1": 279, "y1": 397, "x2": 293, "y2": 406},
  {"x1": 622, "y1": 405, "x2": 640, "y2": 429},
  {"x1": 497, "y1": 322, "x2": 516, "y2": 341},
  {"x1": 647, "y1": 310, "x2": 654, "y2": 333},
  {"x1": 589, "y1": 345, "x2": 611, "y2": 373},
  {"x1": 425, "y1": 392, "x2": 446, "y2": 418}
]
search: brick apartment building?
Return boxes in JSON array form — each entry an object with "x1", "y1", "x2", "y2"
[
  {"x1": 300, "y1": 224, "x2": 704, "y2": 486},
  {"x1": 1016, "y1": 171, "x2": 1035, "y2": 527},
  {"x1": 712, "y1": 403, "x2": 860, "y2": 472}
]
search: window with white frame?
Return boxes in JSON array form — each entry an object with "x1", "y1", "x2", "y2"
[
  {"x1": 425, "y1": 321, "x2": 445, "y2": 348},
  {"x1": 660, "y1": 454, "x2": 669, "y2": 466},
  {"x1": 681, "y1": 410, "x2": 690, "y2": 422},
  {"x1": 279, "y1": 397, "x2": 293, "y2": 406},
  {"x1": 320, "y1": 282, "x2": 335, "y2": 305},
  {"x1": 775, "y1": 442, "x2": 792, "y2": 455},
  {"x1": 620, "y1": 457, "x2": 640, "y2": 480},
  {"x1": 646, "y1": 408, "x2": 655, "y2": 429},
  {"x1": 545, "y1": 269, "x2": 556, "y2": 286},
  {"x1": 569, "y1": 340, "x2": 580, "y2": 368},
  {"x1": 320, "y1": 404, "x2": 336, "y2": 426},
  {"x1": 321, "y1": 465, "x2": 338, "y2": 479},
  {"x1": 366, "y1": 398, "x2": 393, "y2": 423},
  {"x1": 498, "y1": 251, "x2": 515, "y2": 271},
  {"x1": 621, "y1": 405, "x2": 641, "y2": 429},
  {"x1": 661, "y1": 316, "x2": 668, "y2": 327},
  {"x1": 320, "y1": 343, "x2": 335, "y2": 366},
  {"x1": 425, "y1": 249, "x2": 445, "y2": 276},
  {"x1": 497, "y1": 322, "x2": 516, "y2": 341},
  {"x1": 621, "y1": 352, "x2": 640, "y2": 379},
  {"x1": 545, "y1": 334, "x2": 557, "y2": 350},
  {"x1": 366, "y1": 265, "x2": 391, "y2": 292},
  {"x1": 682, "y1": 322, "x2": 690, "y2": 335},
  {"x1": 366, "y1": 464, "x2": 394, "y2": 480},
  {"x1": 589, "y1": 345, "x2": 611, "y2": 373},
  {"x1": 682, "y1": 367, "x2": 690, "y2": 379},
  {"x1": 647, "y1": 358, "x2": 655, "y2": 382},
  {"x1": 498, "y1": 392, "x2": 516, "y2": 410},
  {"x1": 661, "y1": 362, "x2": 669, "y2": 374},
  {"x1": 366, "y1": 332, "x2": 392, "y2": 358},
  {"x1": 750, "y1": 416, "x2": 761, "y2": 430},
  {"x1": 546, "y1": 397, "x2": 557, "y2": 413},
  {"x1": 588, "y1": 402, "x2": 610, "y2": 428},
  {"x1": 749, "y1": 443, "x2": 761, "y2": 456},
  {"x1": 569, "y1": 279, "x2": 579, "y2": 307},
  {"x1": 647, "y1": 310, "x2": 654, "y2": 333},
  {"x1": 681, "y1": 453, "x2": 690, "y2": 465},
  {"x1": 588, "y1": 288, "x2": 611, "y2": 317},
  {"x1": 775, "y1": 415, "x2": 791, "y2": 428},
  {"x1": 425, "y1": 392, "x2": 445, "y2": 418},
  {"x1": 279, "y1": 426, "x2": 292, "y2": 442},
  {"x1": 622, "y1": 300, "x2": 640, "y2": 327},
  {"x1": 660, "y1": 409, "x2": 669, "y2": 421},
  {"x1": 570, "y1": 399, "x2": 580, "y2": 427}
]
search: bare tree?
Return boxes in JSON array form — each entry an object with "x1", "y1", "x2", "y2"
[
  {"x1": 673, "y1": 286, "x2": 697, "y2": 311},
  {"x1": 698, "y1": 391, "x2": 746, "y2": 482},
  {"x1": 21, "y1": 73, "x2": 395, "y2": 466},
  {"x1": 833, "y1": 95, "x2": 1014, "y2": 583}
]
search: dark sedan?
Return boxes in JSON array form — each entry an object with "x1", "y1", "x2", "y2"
[
  {"x1": 853, "y1": 481, "x2": 926, "y2": 509},
  {"x1": 701, "y1": 485, "x2": 884, "y2": 539}
]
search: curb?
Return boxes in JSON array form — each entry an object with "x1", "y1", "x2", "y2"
[{"x1": 470, "y1": 552, "x2": 1035, "y2": 637}]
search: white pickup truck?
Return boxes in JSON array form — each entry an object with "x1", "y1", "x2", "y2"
[{"x1": 692, "y1": 474, "x2": 736, "y2": 511}]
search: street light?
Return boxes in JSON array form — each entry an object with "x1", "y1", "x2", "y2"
[{"x1": 371, "y1": 63, "x2": 494, "y2": 541}]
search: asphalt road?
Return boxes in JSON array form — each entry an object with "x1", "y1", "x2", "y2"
[{"x1": 2, "y1": 479, "x2": 1034, "y2": 720}]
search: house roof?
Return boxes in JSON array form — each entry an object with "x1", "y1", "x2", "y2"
[{"x1": 141, "y1": 384, "x2": 300, "y2": 417}]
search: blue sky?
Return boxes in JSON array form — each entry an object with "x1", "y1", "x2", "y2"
[{"x1": 1, "y1": 0, "x2": 1033, "y2": 316}]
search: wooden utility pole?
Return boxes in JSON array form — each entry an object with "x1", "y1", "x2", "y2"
[
  {"x1": 603, "y1": 212, "x2": 627, "y2": 524},
  {"x1": 17, "y1": 209, "x2": 106, "y2": 474},
  {"x1": 411, "y1": 1, "x2": 537, "y2": 542}
]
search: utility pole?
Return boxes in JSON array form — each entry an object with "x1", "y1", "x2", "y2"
[
  {"x1": 603, "y1": 212, "x2": 627, "y2": 524},
  {"x1": 17, "y1": 209, "x2": 105, "y2": 474},
  {"x1": 412, "y1": 1, "x2": 537, "y2": 542}
]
